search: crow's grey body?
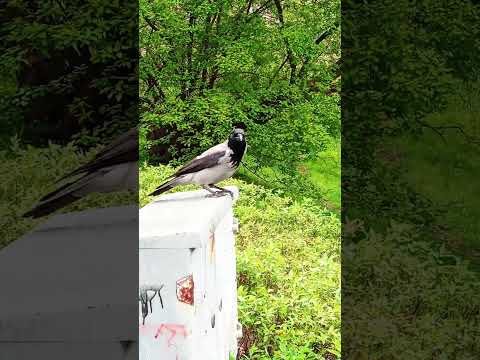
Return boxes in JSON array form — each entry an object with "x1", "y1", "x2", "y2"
[
  {"x1": 23, "y1": 128, "x2": 138, "y2": 218},
  {"x1": 150, "y1": 128, "x2": 246, "y2": 197}
]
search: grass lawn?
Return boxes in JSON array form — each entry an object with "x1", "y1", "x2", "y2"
[{"x1": 307, "y1": 140, "x2": 341, "y2": 211}]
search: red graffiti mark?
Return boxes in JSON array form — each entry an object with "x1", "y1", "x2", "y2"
[{"x1": 154, "y1": 323, "x2": 188, "y2": 347}]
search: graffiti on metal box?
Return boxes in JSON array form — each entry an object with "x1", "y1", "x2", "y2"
[
  {"x1": 139, "y1": 284, "x2": 164, "y2": 325},
  {"x1": 155, "y1": 323, "x2": 188, "y2": 347}
]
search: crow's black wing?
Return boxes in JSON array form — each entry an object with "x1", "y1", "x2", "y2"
[
  {"x1": 57, "y1": 128, "x2": 138, "y2": 181},
  {"x1": 174, "y1": 150, "x2": 226, "y2": 177}
]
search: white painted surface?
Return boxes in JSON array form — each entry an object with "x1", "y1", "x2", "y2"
[
  {"x1": 0, "y1": 205, "x2": 138, "y2": 359},
  {"x1": 0, "y1": 187, "x2": 241, "y2": 360},
  {"x1": 139, "y1": 186, "x2": 241, "y2": 360}
]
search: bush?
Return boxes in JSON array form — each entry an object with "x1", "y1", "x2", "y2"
[{"x1": 343, "y1": 220, "x2": 480, "y2": 359}]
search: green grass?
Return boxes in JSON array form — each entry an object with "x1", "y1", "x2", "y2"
[
  {"x1": 394, "y1": 83, "x2": 480, "y2": 264},
  {"x1": 232, "y1": 138, "x2": 341, "y2": 215},
  {"x1": 307, "y1": 140, "x2": 341, "y2": 210},
  {"x1": 140, "y1": 164, "x2": 341, "y2": 359}
]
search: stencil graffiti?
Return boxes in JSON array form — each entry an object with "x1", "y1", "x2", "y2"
[{"x1": 139, "y1": 284, "x2": 164, "y2": 325}]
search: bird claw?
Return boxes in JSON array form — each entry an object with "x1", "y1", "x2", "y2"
[{"x1": 206, "y1": 190, "x2": 233, "y2": 199}]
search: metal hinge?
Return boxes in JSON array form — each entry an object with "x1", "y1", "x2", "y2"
[
  {"x1": 236, "y1": 322, "x2": 243, "y2": 340},
  {"x1": 232, "y1": 217, "x2": 239, "y2": 233}
]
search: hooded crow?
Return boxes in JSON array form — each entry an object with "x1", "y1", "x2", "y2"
[
  {"x1": 23, "y1": 128, "x2": 138, "y2": 218},
  {"x1": 149, "y1": 126, "x2": 246, "y2": 198}
]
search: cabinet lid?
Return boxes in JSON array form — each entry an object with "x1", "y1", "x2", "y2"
[{"x1": 139, "y1": 186, "x2": 238, "y2": 249}]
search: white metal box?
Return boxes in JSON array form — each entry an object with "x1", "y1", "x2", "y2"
[
  {"x1": 139, "y1": 186, "x2": 241, "y2": 360},
  {"x1": 0, "y1": 205, "x2": 138, "y2": 359}
]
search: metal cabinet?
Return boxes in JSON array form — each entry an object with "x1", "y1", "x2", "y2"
[
  {"x1": 139, "y1": 186, "x2": 241, "y2": 360},
  {"x1": 0, "y1": 205, "x2": 139, "y2": 360}
]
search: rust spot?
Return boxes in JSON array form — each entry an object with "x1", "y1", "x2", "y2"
[{"x1": 209, "y1": 231, "x2": 215, "y2": 263}]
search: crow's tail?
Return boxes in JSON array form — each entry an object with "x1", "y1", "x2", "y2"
[
  {"x1": 149, "y1": 178, "x2": 177, "y2": 196},
  {"x1": 23, "y1": 193, "x2": 80, "y2": 218}
]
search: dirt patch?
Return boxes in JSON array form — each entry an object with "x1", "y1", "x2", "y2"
[{"x1": 237, "y1": 325, "x2": 256, "y2": 359}]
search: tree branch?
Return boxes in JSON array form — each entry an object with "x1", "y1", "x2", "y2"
[
  {"x1": 246, "y1": 0, "x2": 253, "y2": 14},
  {"x1": 244, "y1": 0, "x2": 274, "y2": 23},
  {"x1": 315, "y1": 28, "x2": 333, "y2": 45},
  {"x1": 269, "y1": 55, "x2": 289, "y2": 86},
  {"x1": 142, "y1": 15, "x2": 159, "y2": 31},
  {"x1": 273, "y1": 0, "x2": 297, "y2": 84},
  {"x1": 415, "y1": 118, "x2": 480, "y2": 146}
]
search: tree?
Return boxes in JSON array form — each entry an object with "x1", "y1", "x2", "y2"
[{"x1": 139, "y1": 0, "x2": 341, "y2": 199}]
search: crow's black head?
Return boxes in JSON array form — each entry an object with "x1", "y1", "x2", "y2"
[
  {"x1": 232, "y1": 121, "x2": 247, "y2": 130},
  {"x1": 228, "y1": 127, "x2": 247, "y2": 165}
]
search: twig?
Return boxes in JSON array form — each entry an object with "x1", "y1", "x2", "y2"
[
  {"x1": 416, "y1": 118, "x2": 480, "y2": 145},
  {"x1": 416, "y1": 119, "x2": 447, "y2": 144},
  {"x1": 240, "y1": 160, "x2": 292, "y2": 190}
]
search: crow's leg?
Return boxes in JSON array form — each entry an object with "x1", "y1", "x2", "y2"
[
  {"x1": 202, "y1": 185, "x2": 218, "y2": 196},
  {"x1": 210, "y1": 184, "x2": 234, "y2": 198},
  {"x1": 202, "y1": 184, "x2": 232, "y2": 198}
]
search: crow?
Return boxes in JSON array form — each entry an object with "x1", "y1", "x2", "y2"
[
  {"x1": 23, "y1": 128, "x2": 138, "y2": 218},
  {"x1": 149, "y1": 126, "x2": 247, "y2": 198}
]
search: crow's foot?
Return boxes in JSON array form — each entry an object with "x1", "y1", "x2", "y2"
[{"x1": 205, "y1": 190, "x2": 233, "y2": 198}]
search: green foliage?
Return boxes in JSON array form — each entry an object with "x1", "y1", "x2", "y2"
[
  {"x1": 0, "y1": 139, "x2": 135, "y2": 249},
  {"x1": 306, "y1": 140, "x2": 340, "y2": 210},
  {"x1": 342, "y1": 0, "x2": 480, "y2": 184},
  {"x1": 138, "y1": 4, "x2": 341, "y2": 356},
  {"x1": 0, "y1": 0, "x2": 137, "y2": 147},
  {"x1": 139, "y1": 0, "x2": 340, "y2": 201},
  {"x1": 394, "y1": 82, "x2": 480, "y2": 266},
  {"x1": 344, "y1": 220, "x2": 480, "y2": 359},
  {"x1": 342, "y1": 0, "x2": 480, "y2": 237},
  {"x1": 342, "y1": 1, "x2": 480, "y2": 356},
  {"x1": 140, "y1": 164, "x2": 341, "y2": 359}
]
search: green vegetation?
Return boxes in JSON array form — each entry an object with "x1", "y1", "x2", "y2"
[
  {"x1": 2, "y1": 3, "x2": 341, "y2": 358},
  {"x1": 342, "y1": 0, "x2": 480, "y2": 357},
  {"x1": 0, "y1": 1, "x2": 137, "y2": 148},
  {"x1": 344, "y1": 219, "x2": 480, "y2": 359},
  {"x1": 139, "y1": 0, "x2": 340, "y2": 204},
  {"x1": 307, "y1": 141, "x2": 340, "y2": 210},
  {"x1": 138, "y1": 1, "x2": 341, "y2": 357},
  {"x1": 0, "y1": 142, "x2": 134, "y2": 249},
  {"x1": 140, "y1": 165, "x2": 340, "y2": 359},
  {"x1": 394, "y1": 82, "x2": 480, "y2": 265}
]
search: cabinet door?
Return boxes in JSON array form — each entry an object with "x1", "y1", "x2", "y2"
[
  {"x1": 139, "y1": 248, "x2": 197, "y2": 360},
  {"x1": 203, "y1": 212, "x2": 239, "y2": 359},
  {"x1": 215, "y1": 212, "x2": 239, "y2": 358}
]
